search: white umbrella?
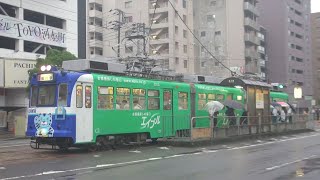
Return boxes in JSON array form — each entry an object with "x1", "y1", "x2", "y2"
[{"x1": 204, "y1": 101, "x2": 224, "y2": 116}]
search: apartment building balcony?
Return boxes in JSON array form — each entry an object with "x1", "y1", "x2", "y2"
[
  {"x1": 244, "y1": 17, "x2": 259, "y2": 31},
  {"x1": 149, "y1": 0, "x2": 169, "y2": 11},
  {"x1": 151, "y1": 17, "x2": 169, "y2": 28},
  {"x1": 88, "y1": 24, "x2": 104, "y2": 33},
  {"x1": 245, "y1": 49, "x2": 259, "y2": 60},
  {"x1": 89, "y1": 10, "x2": 103, "y2": 18},
  {"x1": 89, "y1": 39, "x2": 103, "y2": 49},
  {"x1": 150, "y1": 33, "x2": 170, "y2": 44},
  {"x1": 244, "y1": 33, "x2": 260, "y2": 45},
  {"x1": 244, "y1": 2, "x2": 260, "y2": 16},
  {"x1": 89, "y1": 0, "x2": 102, "y2": 4},
  {"x1": 149, "y1": 2, "x2": 169, "y2": 13},
  {"x1": 259, "y1": 59, "x2": 266, "y2": 67},
  {"x1": 257, "y1": 46, "x2": 265, "y2": 54}
]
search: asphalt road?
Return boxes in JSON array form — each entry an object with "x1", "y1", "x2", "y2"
[{"x1": 1, "y1": 131, "x2": 320, "y2": 180}]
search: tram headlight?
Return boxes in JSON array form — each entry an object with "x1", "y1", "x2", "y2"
[
  {"x1": 40, "y1": 65, "x2": 46, "y2": 71},
  {"x1": 46, "y1": 65, "x2": 52, "y2": 71},
  {"x1": 40, "y1": 65, "x2": 52, "y2": 72}
]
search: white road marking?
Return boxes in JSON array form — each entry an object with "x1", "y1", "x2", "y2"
[
  {"x1": 1, "y1": 133, "x2": 320, "y2": 180},
  {"x1": 159, "y1": 147, "x2": 170, "y2": 150},
  {"x1": 265, "y1": 155, "x2": 316, "y2": 171},
  {"x1": 93, "y1": 155, "x2": 100, "y2": 158},
  {"x1": 0, "y1": 167, "x2": 6, "y2": 170},
  {"x1": 129, "y1": 150, "x2": 141, "y2": 153},
  {"x1": 256, "y1": 140, "x2": 263, "y2": 143}
]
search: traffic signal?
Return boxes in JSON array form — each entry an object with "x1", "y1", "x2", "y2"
[{"x1": 271, "y1": 83, "x2": 286, "y2": 90}]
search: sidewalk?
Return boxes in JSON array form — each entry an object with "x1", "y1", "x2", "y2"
[{"x1": 0, "y1": 128, "x2": 27, "y2": 141}]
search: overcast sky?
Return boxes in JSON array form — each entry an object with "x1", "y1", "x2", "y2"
[{"x1": 311, "y1": 0, "x2": 320, "y2": 13}]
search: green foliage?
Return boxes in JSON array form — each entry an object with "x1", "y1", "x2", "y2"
[{"x1": 27, "y1": 49, "x2": 77, "y2": 91}]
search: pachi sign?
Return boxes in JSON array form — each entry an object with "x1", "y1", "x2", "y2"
[
  {"x1": 4, "y1": 60, "x2": 36, "y2": 88},
  {"x1": 0, "y1": 15, "x2": 66, "y2": 47}
]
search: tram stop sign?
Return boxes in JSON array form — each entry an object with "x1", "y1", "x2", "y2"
[{"x1": 294, "y1": 87, "x2": 302, "y2": 99}]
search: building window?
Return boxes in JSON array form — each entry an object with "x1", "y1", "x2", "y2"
[
  {"x1": 184, "y1": 60, "x2": 188, "y2": 68},
  {"x1": 124, "y1": 16, "x2": 133, "y2": 23},
  {"x1": 200, "y1": 31, "x2": 206, "y2": 37},
  {"x1": 296, "y1": 70, "x2": 303, "y2": 74},
  {"x1": 175, "y1": 26, "x2": 179, "y2": 34},
  {"x1": 175, "y1": 42, "x2": 179, "y2": 50},
  {"x1": 183, "y1": 30, "x2": 187, "y2": 38},
  {"x1": 183, "y1": 15, "x2": 187, "y2": 22},
  {"x1": 201, "y1": 62, "x2": 205, "y2": 67},
  {"x1": 125, "y1": 1, "x2": 133, "y2": 8},
  {"x1": 207, "y1": 15, "x2": 215, "y2": 22},
  {"x1": 175, "y1": 57, "x2": 179, "y2": 64},
  {"x1": 295, "y1": 45, "x2": 303, "y2": 51},
  {"x1": 215, "y1": 31, "x2": 221, "y2": 35},
  {"x1": 95, "y1": 32, "x2": 103, "y2": 41},
  {"x1": 182, "y1": 0, "x2": 187, "y2": 8},
  {"x1": 210, "y1": 1, "x2": 216, "y2": 6},
  {"x1": 24, "y1": 9, "x2": 65, "y2": 29},
  {"x1": 183, "y1": 45, "x2": 188, "y2": 53},
  {"x1": 125, "y1": 46, "x2": 133, "y2": 53},
  {"x1": 0, "y1": 2, "x2": 17, "y2": 17},
  {"x1": 0, "y1": 36, "x2": 16, "y2": 50},
  {"x1": 296, "y1": 57, "x2": 303, "y2": 62}
]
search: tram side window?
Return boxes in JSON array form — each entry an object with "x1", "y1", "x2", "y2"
[
  {"x1": 178, "y1": 92, "x2": 188, "y2": 110},
  {"x1": 98, "y1": 86, "x2": 113, "y2": 110},
  {"x1": 116, "y1": 88, "x2": 130, "y2": 110},
  {"x1": 76, "y1": 85, "x2": 83, "y2": 108},
  {"x1": 216, "y1": 94, "x2": 224, "y2": 102},
  {"x1": 148, "y1": 90, "x2": 160, "y2": 110},
  {"x1": 227, "y1": 94, "x2": 233, "y2": 100},
  {"x1": 30, "y1": 86, "x2": 38, "y2": 107},
  {"x1": 58, "y1": 84, "x2": 68, "y2": 106},
  {"x1": 198, "y1": 94, "x2": 206, "y2": 110},
  {"x1": 85, "y1": 86, "x2": 92, "y2": 108},
  {"x1": 133, "y1": 89, "x2": 146, "y2": 110},
  {"x1": 208, "y1": 94, "x2": 215, "y2": 102}
]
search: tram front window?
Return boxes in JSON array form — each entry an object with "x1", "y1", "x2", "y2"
[{"x1": 38, "y1": 85, "x2": 56, "y2": 106}]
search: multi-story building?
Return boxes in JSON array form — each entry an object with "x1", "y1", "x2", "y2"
[
  {"x1": 258, "y1": 0, "x2": 313, "y2": 108},
  {"x1": 311, "y1": 12, "x2": 320, "y2": 105},
  {"x1": 193, "y1": 0, "x2": 260, "y2": 78},
  {"x1": 0, "y1": 0, "x2": 78, "y2": 131},
  {"x1": 86, "y1": 0, "x2": 195, "y2": 74}
]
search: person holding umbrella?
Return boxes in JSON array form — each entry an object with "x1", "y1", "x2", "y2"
[
  {"x1": 222, "y1": 100, "x2": 243, "y2": 126},
  {"x1": 204, "y1": 101, "x2": 224, "y2": 128}
]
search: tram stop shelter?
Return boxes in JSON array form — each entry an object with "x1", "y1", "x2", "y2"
[{"x1": 220, "y1": 77, "x2": 272, "y2": 125}]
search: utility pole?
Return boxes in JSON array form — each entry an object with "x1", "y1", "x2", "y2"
[
  {"x1": 109, "y1": 9, "x2": 125, "y2": 57},
  {"x1": 124, "y1": 23, "x2": 149, "y2": 56}
]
